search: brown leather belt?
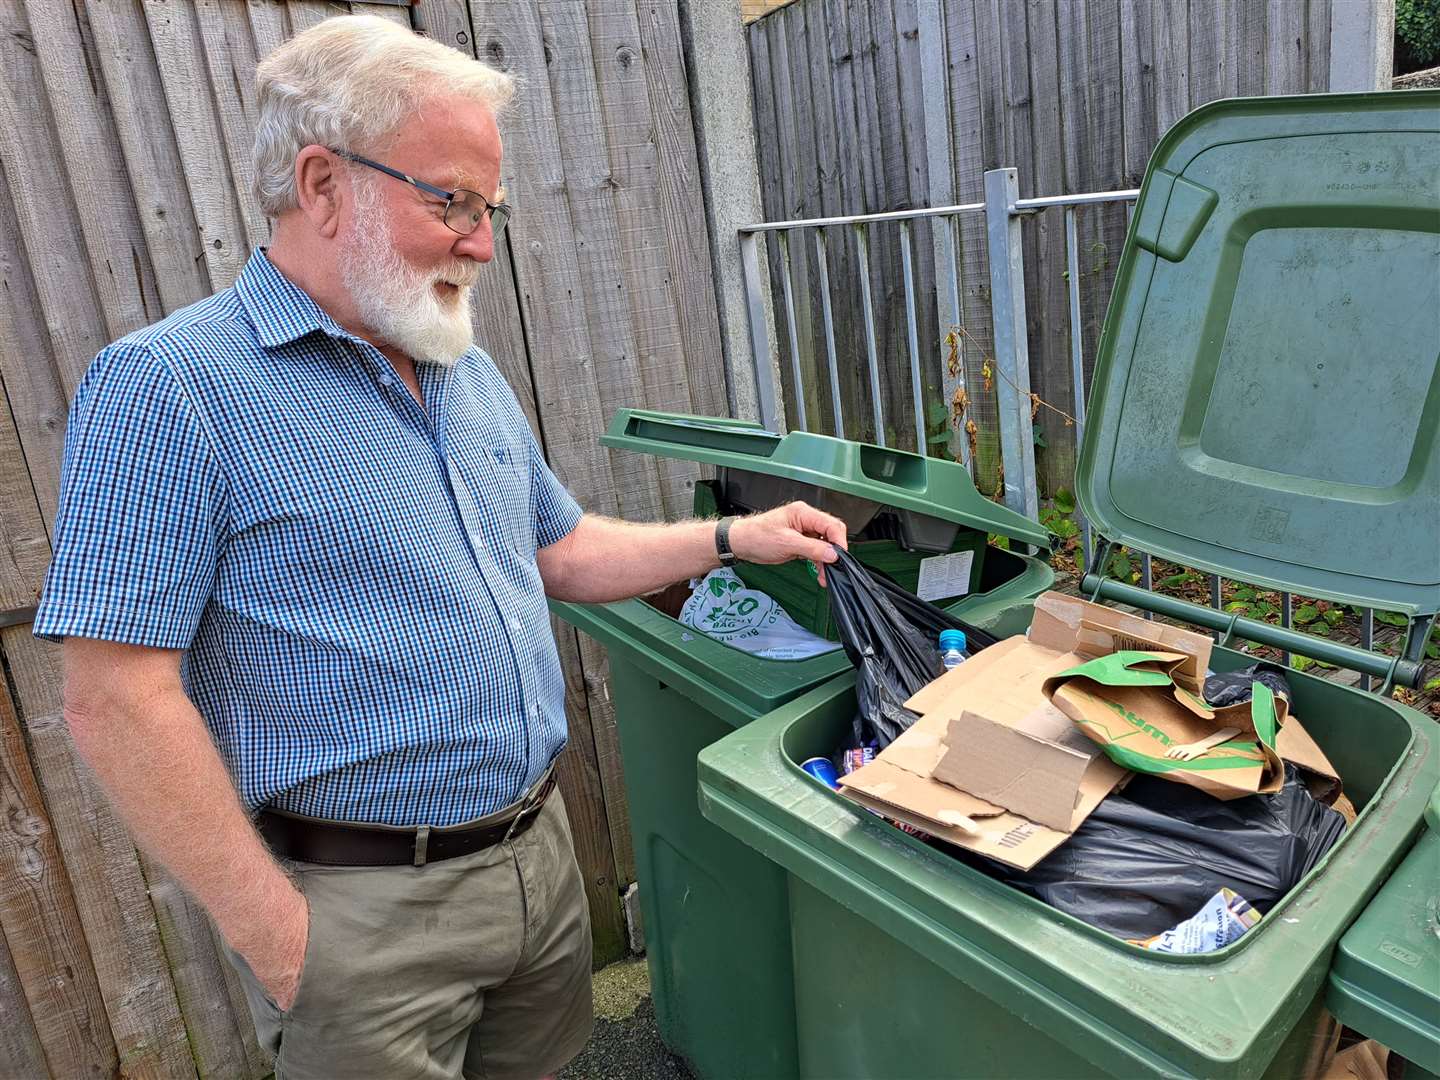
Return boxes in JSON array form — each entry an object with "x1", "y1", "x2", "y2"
[{"x1": 257, "y1": 770, "x2": 557, "y2": 867}]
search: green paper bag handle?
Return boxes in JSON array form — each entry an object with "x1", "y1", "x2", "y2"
[
  {"x1": 1250, "y1": 681, "x2": 1278, "y2": 750},
  {"x1": 1052, "y1": 650, "x2": 1182, "y2": 687}
]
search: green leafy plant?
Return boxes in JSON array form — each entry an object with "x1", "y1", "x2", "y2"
[{"x1": 1396, "y1": 0, "x2": 1440, "y2": 70}]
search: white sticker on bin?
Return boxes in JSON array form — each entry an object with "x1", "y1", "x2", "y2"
[{"x1": 916, "y1": 550, "x2": 975, "y2": 601}]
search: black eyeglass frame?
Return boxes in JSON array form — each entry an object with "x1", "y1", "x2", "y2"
[{"x1": 329, "y1": 148, "x2": 510, "y2": 239}]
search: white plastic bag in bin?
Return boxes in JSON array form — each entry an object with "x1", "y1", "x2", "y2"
[{"x1": 679, "y1": 569, "x2": 841, "y2": 660}]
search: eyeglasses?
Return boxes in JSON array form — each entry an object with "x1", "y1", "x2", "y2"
[{"x1": 330, "y1": 148, "x2": 511, "y2": 240}]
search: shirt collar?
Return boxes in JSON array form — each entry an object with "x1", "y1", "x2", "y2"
[{"x1": 233, "y1": 248, "x2": 355, "y2": 350}]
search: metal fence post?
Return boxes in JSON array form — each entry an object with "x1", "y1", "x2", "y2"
[
  {"x1": 739, "y1": 230, "x2": 783, "y2": 432},
  {"x1": 983, "y1": 168, "x2": 1039, "y2": 522}
]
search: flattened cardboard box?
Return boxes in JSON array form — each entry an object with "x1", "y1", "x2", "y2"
[{"x1": 838, "y1": 592, "x2": 1174, "y2": 868}]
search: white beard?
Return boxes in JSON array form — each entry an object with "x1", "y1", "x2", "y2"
[{"x1": 339, "y1": 177, "x2": 478, "y2": 368}]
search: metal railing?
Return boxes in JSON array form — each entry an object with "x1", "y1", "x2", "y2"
[{"x1": 736, "y1": 167, "x2": 1434, "y2": 695}]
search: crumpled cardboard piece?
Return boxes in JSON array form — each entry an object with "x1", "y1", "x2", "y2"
[{"x1": 1042, "y1": 650, "x2": 1288, "y2": 799}]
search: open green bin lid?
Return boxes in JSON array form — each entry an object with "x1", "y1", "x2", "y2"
[
  {"x1": 1326, "y1": 780, "x2": 1440, "y2": 1073},
  {"x1": 600, "y1": 409, "x2": 1052, "y2": 550},
  {"x1": 1078, "y1": 91, "x2": 1440, "y2": 615}
]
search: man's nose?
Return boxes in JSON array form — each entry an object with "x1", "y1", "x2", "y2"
[{"x1": 453, "y1": 219, "x2": 494, "y2": 263}]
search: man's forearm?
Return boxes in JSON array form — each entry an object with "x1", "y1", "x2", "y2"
[
  {"x1": 539, "y1": 514, "x2": 720, "y2": 603},
  {"x1": 65, "y1": 679, "x2": 303, "y2": 966}
]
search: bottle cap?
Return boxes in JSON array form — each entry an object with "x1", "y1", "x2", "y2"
[{"x1": 938, "y1": 629, "x2": 967, "y2": 652}]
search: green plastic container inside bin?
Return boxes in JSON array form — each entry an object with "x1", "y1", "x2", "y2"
[
  {"x1": 690, "y1": 89, "x2": 1440, "y2": 1079},
  {"x1": 553, "y1": 415, "x2": 1052, "y2": 1080}
]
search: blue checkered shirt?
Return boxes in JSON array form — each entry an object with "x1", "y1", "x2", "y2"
[{"x1": 35, "y1": 250, "x2": 584, "y2": 826}]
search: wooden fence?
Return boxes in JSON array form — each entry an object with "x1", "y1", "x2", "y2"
[
  {"x1": 747, "y1": 0, "x2": 1340, "y2": 495},
  {"x1": 0, "y1": 0, "x2": 725, "y2": 1074}
]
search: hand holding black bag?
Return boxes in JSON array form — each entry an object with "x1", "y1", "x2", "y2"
[{"x1": 822, "y1": 545, "x2": 996, "y2": 748}]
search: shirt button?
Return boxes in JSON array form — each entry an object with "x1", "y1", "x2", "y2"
[{"x1": 509, "y1": 618, "x2": 522, "y2": 632}]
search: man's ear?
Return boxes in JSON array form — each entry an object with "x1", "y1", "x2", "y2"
[{"x1": 293, "y1": 145, "x2": 344, "y2": 239}]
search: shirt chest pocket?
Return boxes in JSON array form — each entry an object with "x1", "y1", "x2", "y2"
[{"x1": 457, "y1": 438, "x2": 533, "y2": 555}]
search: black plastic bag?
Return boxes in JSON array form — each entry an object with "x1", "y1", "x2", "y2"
[
  {"x1": 954, "y1": 765, "x2": 1345, "y2": 938},
  {"x1": 1204, "y1": 663, "x2": 1293, "y2": 708},
  {"x1": 823, "y1": 546, "x2": 995, "y2": 748}
]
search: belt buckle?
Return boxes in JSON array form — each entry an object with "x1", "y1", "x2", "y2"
[{"x1": 500, "y1": 775, "x2": 548, "y2": 845}]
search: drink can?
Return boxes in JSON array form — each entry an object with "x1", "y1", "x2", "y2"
[
  {"x1": 842, "y1": 746, "x2": 876, "y2": 775},
  {"x1": 800, "y1": 755, "x2": 841, "y2": 789}
]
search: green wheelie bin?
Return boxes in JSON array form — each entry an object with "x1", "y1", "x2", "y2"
[
  {"x1": 694, "y1": 90, "x2": 1440, "y2": 1079},
  {"x1": 1326, "y1": 780, "x2": 1440, "y2": 1080},
  {"x1": 552, "y1": 410, "x2": 1054, "y2": 1080}
]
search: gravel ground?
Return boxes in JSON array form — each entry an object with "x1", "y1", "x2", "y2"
[{"x1": 559, "y1": 959, "x2": 694, "y2": 1080}]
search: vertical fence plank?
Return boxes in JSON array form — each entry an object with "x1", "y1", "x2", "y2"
[
  {"x1": 802, "y1": 0, "x2": 866, "y2": 441},
  {"x1": 141, "y1": 854, "x2": 268, "y2": 1079},
  {"x1": 769, "y1": 11, "x2": 823, "y2": 431},
  {"x1": 748, "y1": 25, "x2": 795, "y2": 428},
  {"x1": 84, "y1": 0, "x2": 214, "y2": 314},
  {"x1": 1235, "y1": 0, "x2": 1267, "y2": 95},
  {"x1": 193, "y1": 0, "x2": 273, "y2": 252},
  {"x1": 20, "y1": 0, "x2": 167, "y2": 343},
  {"x1": 777, "y1": 233, "x2": 809, "y2": 431},
  {"x1": 1024, "y1": 0, "x2": 1073, "y2": 498},
  {"x1": 1188, "y1": 0, "x2": 1227, "y2": 107},
  {"x1": 782, "y1": 3, "x2": 833, "y2": 440},
  {"x1": 949, "y1": 0, "x2": 1001, "y2": 489},
  {"x1": 286, "y1": 2, "x2": 346, "y2": 34},
  {"x1": 0, "y1": 162, "x2": 69, "y2": 535},
  {"x1": 1306, "y1": 0, "x2": 1332, "y2": 91},
  {"x1": 1119, "y1": 0, "x2": 1158, "y2": 189},
  {"x1": 5, "y1": 633, "x2": 199, "y2": 1079},
  {"x1": 1264, "y1": 0, "x2": 1309, "y2": 93},
  {"x1": 1153, "y1": 0, "x2": 1189, "y2": 138},
  {"x1": 246, "y1": 0, "x2": 288, "y2": 59},
  {"x1": 539, "y1": 1, "x2": 667, "y2": 528},
  {"x1": 634, "y1": 0, "x2": 731, "y2": 423},
  {"x1": 0, "y1": 668, "x2": 117, "y2": 1078},
  {"x1": 471, "y1": 0, "x2": 632, "y2": 967},
  {"x1": 0, "y1": 922, "x2": 49, "y2": 1078},
  {"x1": 865, "y1": 0, "x2": 919, "y2": 448},
  {"x1": 0, "y1": 5, "x2": 112, "y2": 395},
  {"x1": 892, "y1": 0, "x2": 938, "y2": 454},
  {"x1": 140, "y1": 0, "x2": 253, "y2": 290},
  {"x1": 1085, "y1": 0, "x2": 1129, "y2": 375}
]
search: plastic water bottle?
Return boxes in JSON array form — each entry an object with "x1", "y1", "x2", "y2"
[{"x1": 939, "y1": 629, "x2": 968, "y2": 670}]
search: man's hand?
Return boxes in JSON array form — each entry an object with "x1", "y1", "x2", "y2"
[
  {"x1": 234, "y1": 886, "x2": 310, "y2": 1011},
  {"x1": 727, "y1": 501, "x2": 848, "y2": 585}
]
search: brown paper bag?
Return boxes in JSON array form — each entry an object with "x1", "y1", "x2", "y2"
[{"x1": 1042, "y1": 650, "x2": 1286, "y2": 799}]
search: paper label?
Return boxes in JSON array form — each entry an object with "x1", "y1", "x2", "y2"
[{"x1": 916, "y1": 550, "x2": 975, "y2": 601}]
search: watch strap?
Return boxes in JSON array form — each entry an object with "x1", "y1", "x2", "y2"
[{"x1": 715, "y1": 516, "x2": 738, "y2": 567}]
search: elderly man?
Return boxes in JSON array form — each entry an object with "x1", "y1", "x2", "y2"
[{"x1": 35, "y1": 15, "x2": 845, "y2": 1080}]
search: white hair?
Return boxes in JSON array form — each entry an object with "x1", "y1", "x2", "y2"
[{"x1": 252, "y1": 15, "x2": 515, "y2": 216}]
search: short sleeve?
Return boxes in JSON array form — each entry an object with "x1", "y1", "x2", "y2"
[
  {"x1": 529, "y1": 431, "x2": 583, "y2": 549},
  {"x1": 33, "y1": 342, "x2": 228, "y2": 648}
]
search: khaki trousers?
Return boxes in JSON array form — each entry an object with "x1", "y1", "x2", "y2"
[{"x1": 227, "y1": 790, "x2": 594, "y2": 1080}]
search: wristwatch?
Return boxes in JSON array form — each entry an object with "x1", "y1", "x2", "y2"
[{"x1": 715, "y1": 516, "x2": 738, "y2": 567}]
